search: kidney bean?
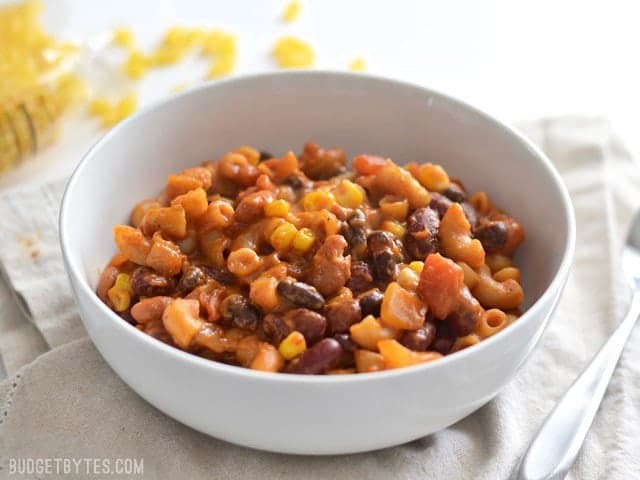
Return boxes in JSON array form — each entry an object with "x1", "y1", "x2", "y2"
[
  {"x1": 284, "y1": 338, "x2": 343, "y2": 374},
  {"x1": 333, "y1": 333, "x2": 356, "y2": 352},
  {"x1": 325, "y1": 299, "x2": 362, "y2": 334},
  {"x1": 475, "y1": 220, "x2": 508, "y2": 253},
  {"x1": 262, "y1": 313, "x2": 292, "y2": 344},
  {"x1": 399, "y1": 321, "x2": 436, "y2": 351},
  {"x1": 429, "y1": 192, "x2": 453, "y2": 218},
  {"x1": 220, "y1": 294, "x2": 261, "y2": 331},
  {"x1": 131, "y1": 267, "x2": 175, "y2": 297},
  {"x1": 461, "y1": 202, "x2": 479, "y2": 230},
  {"x1": 347, "y1": 261, "x2": 374, "y2": 295},
  {"x1": 177, "y1": 264, "x2": 206, "y2": 294},
  {"x1": 277, "y1": 279, "x2": 325, "y2": 310},
  {"x1": 284, "y1": 308, "x2": 327, "y2": 345},
  {"x1": 357, "y1": 288, "x2": 384, "y2": 317},
  {"x1": 443, "y1": 181, "x2": 467, "y2": 202},
  {"x1": 119, "y1": 311, "x2": 137, "y2": 325},
  {"x1": 446, "y1": 287, "x2": 482, "y2": 336},
  {"x1": 405, "y1": 207, "x2": 440, "y2": 260},
  {"x1": 432, "y1": 337, "x2": 454, "y2": 355}
]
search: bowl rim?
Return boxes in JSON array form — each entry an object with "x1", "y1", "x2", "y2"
[{"x1": 59, "y1": 69, "x2": 576, "y2": 384}]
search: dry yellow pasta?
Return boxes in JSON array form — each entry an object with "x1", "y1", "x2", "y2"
[
  {"x1": 281, "y1": 0, "x2": 302, "y2": 23},
  {"x1": 272, "y1": 36, "x2": 315, "y2": 68},
  {"x1": 349, "y1": 57, "x2": 367, "y2": 72}
]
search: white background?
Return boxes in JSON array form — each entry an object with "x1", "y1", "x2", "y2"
[{"x1": 2, "y1": 0, "x2": 639, "y2": 190}]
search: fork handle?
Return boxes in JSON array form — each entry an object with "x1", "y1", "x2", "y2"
[{"x1": 514, "y1": 292, "x2": 640, "y2": 480}]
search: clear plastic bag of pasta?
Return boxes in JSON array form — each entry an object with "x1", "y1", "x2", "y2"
[{"x1": 0, "y1": 0, "x2": 86, "y2": 175}]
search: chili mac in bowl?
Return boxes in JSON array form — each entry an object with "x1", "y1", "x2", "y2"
[{"x1": 60, "y1": 71, "x2": 575, "y2": 454}]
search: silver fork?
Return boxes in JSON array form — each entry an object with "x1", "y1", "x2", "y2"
[{"x1": 513, "y1": 211, "x2": 640, "y2": 480}]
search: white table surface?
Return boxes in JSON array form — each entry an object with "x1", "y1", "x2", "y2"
[{"x1": 1, "y1": 0, "x2": 639, "y2": 190}]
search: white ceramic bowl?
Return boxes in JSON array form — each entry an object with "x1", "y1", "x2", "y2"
[{"x1": 60, "y1": 71, "x2": 575, "y2": 455}]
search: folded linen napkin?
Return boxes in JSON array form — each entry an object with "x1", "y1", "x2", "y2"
[{"x1": 1, "y1": 117, "x2": 639, "y2": 480}]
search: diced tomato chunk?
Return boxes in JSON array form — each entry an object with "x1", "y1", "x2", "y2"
[{"x1": 417, "y1": 253, "x2": 465, "y2": 319}]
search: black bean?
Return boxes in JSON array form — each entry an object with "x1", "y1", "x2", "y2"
[
  {"x1": 399, "y1": 322, "x2": 436, "y2": 351},
  {"x1": 347, "y1": 209, "x2": 366, "y2": 228},
  {"x1": 371, "y1": 250, "x2": 399, "y2": 284},
  {"x1": 429, "y1": 192, "x2": 453, "y2": 218},
  {"x1": 285, "y1": 308, "x2": 327, "y2": 345},
  {"x1": 220, "y1": 294, "x2": 261, "y2": 331},
  {"x1": 405, "y1": 207, "x2": 440, "y2": 260},
  {"x1": 277, "y1": 279, "x2": 325, "y2": 310},
  {"x1": 475, "y1": 220, "x2": 508, "y2": 253},
  {"x1": 259, "y1": 150, "x2": 273, "y2": 161},
  {"x1": 325, "y1": 299, "x2": 362, "y2": 334},
  {"x1": 443, "y1": 182, "x2": 467, "y2": 202},
  {"x1": 368, "y1": 231, "x2": 402, "y2": 285},
  {"x1": 347, "y1": 261, "x2": 374, "y2": 295},
  {"x1": 367, "y1": 231, "x2": 399, "y2": 254},
  {"x1": 358, "y1": 288, "x2": 384, "y2": 317},
  {"x1": 284, "y1": 338, "x2": 343, "y2": 374},
  {"x1": 131, "y1": 267, "x2": 175, "y2": 297},
  {"x1": 282, "y1": 175, "x2": 308, "y2": 190},
  {"x1": 199, "y1": 264, "x2": 236, "y2": 286},
  {"x1": 340, "y1": 223, "x2": 367, "y2": 258},
  {"x1": 177, "y1": 265, "x2": 205, "y2": 294},
  {"x1": 262, "y1": 313, "x2": 291, "y2": 344}
]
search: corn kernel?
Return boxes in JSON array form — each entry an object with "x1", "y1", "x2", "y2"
[
  {"x1": 270, "y1": 222, "x2": 298, "y2": 251},
  {"x1": 113, "y1": 27, "x2": 134, "y2": 49},
  {"x1": 333, "y1": 179, "x2": 365, "y2": 208},
  {"x1": 278, "y1": 331, "x2": 307, "y2": 360},
  {"x1": 381, "y1": 220, "x2": 406, "y2": 238},
  {"x1": 349, "y1": 57, "x2": 367, "y2": 72},
  {"x1": 108, "y1": 287, "x2": 131, "y2": 312},
  {"x1": 114, "y1": 273, "x2": 132, "y2": 293},
  {"x1": 292, "y1": 227, "x2": 315, "y2": 252},
  {"x1": 265, "y1": 199, "x2": 290, "y2": 218},
  {"x1": 107, "y1": 274, "x2": 132, "y2": 312},
  {"x1": 123, "y1": 50, "x2": 148, "y2": 79},
  {"x1": 272, "y1": 36, "x2": 315, "y2": 68},
  {"x1": 409, "y1": 261, "x2": 424, "y2": 274},
  {"x1": 303, "y1": 191, "x2": 336, "y2": 211},
  {"x1": 397, "y1": 267, "x2": 420, "y2": 291}
]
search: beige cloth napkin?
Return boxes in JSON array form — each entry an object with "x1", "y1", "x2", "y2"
[{"x1": 1, "y1": 117, "x2": 639, "y2": 480}]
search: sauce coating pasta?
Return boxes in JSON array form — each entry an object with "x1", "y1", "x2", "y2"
[{"x1": 97, "y1": 142, "x2": 525, "y2": 374}]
